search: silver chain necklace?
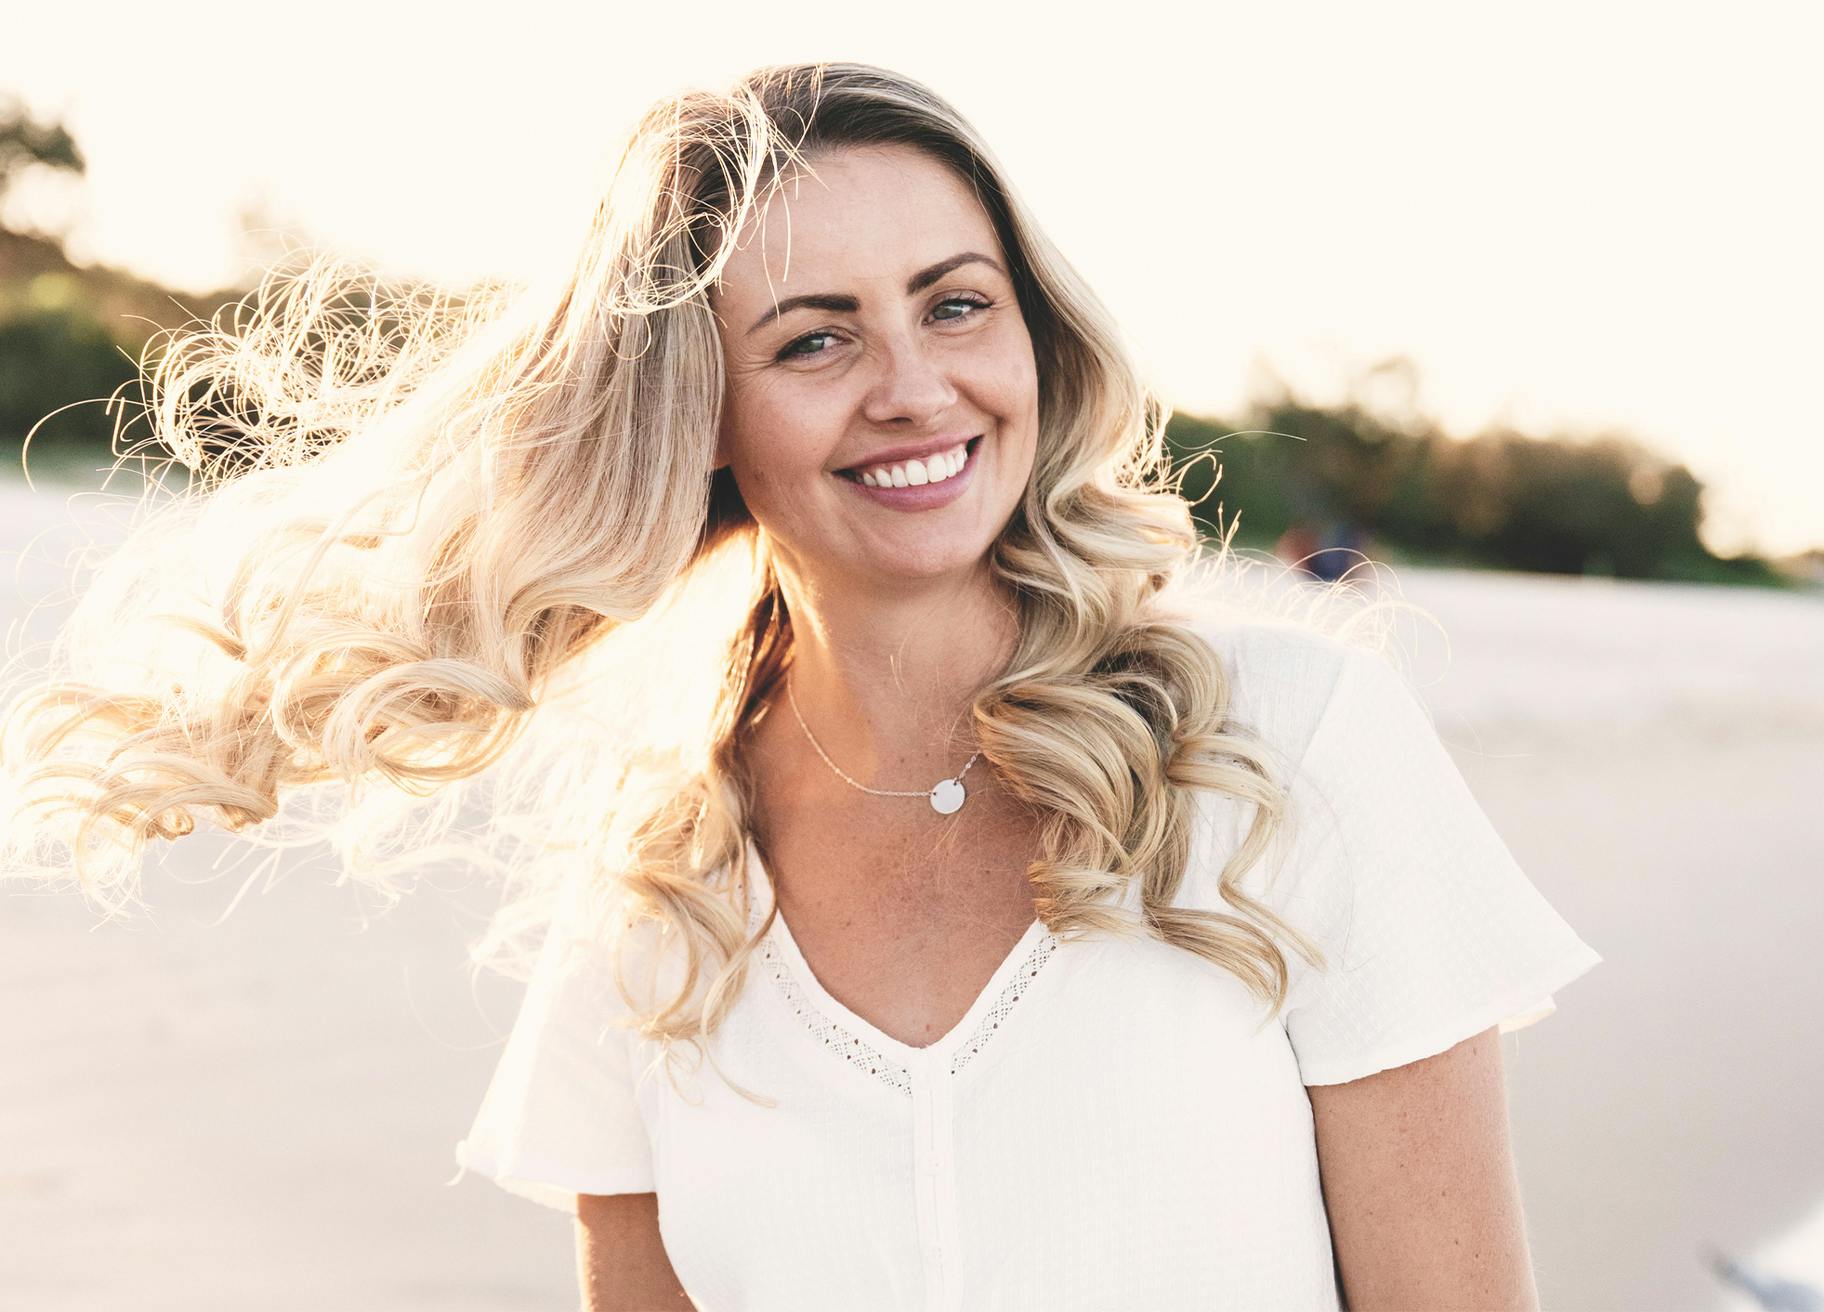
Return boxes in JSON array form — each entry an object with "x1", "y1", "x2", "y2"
[{"x1": 784, "y1": 670, "x2": 982, "y2": 815}]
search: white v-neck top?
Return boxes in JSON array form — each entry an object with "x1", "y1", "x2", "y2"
[{"x1": 453, "y1": 619, "x2": 1603, "y2": 1310}]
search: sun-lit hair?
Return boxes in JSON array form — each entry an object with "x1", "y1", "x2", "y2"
[{"x1": 1, "y1": 61, "x2": 1430, "y2": 1101}]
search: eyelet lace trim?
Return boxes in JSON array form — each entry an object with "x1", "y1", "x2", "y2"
[
  {"x1": 950, "y1": 930, "x2": 1059, "y2": 1076},
  {"x1": 755, "y1": 923, "x2": 1062, "y2": 1094},
  {"x1": 757, "y1": 935, "x2": 915, "y2": 1095}
]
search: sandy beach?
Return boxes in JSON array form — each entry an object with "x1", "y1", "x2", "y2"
[{"x1": 3, "y1": 481, "x2": 1821, "y2": 1310}]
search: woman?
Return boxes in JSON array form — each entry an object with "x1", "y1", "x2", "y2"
[{"x1": 3, "y1": 62, "x2": 1599, "y2": 1309}]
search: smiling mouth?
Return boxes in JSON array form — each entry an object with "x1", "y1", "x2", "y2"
[{"x1": 835, "y1": 435, "x2": 983, "y2": 483}]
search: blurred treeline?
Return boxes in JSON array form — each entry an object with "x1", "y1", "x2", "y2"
[
  {"x1": 0, "y1": 100, "x2": 1808, "y2": 588},
  {"x1": 1165, "y1": 364, "x2": 1795, "y2": 586}
]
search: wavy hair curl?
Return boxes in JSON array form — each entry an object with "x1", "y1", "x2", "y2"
[{"x1": 1, "y1": 61, "x2": 1425, "y2": 1102}]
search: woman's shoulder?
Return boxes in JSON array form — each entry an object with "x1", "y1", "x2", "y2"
[
  {"x1": 1149, "y1": 554, "x2": 1421, "y2": 761},
  {"x1": 1176, "y1": 612, "x2": 1365, "y2": 770},
  {"x1": 1136, "y1": 614, "x2": 1353, "y2": 916}
]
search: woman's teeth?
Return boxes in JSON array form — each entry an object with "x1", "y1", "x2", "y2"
[{"x1": 849, "y1": 441, "x2": 969, "y2": 488}]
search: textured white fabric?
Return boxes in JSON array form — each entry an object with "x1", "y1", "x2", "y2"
[
  {"x1": 453, "y1": 619, "x2": 1603, "y2": 1309},
  {"x1": 453, "y1": 869, "x2": 656, "y2": 1212}
]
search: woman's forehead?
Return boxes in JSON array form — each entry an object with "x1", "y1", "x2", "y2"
[{"x1": 711, "y1": 147, "x2": 1001, "y2": 305}]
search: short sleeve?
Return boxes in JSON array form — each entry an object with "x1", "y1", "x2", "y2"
[
  {"x1": 452, "y1": 873, "x2": 657, "y2": 1211},
  {"x1": 1271, "y1": 644, "x2": 1603, "y2": 1086}
]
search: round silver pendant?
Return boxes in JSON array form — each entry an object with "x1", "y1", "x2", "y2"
[{"x1": 930, "y1": 777, "x2": 966, "y2": 815}]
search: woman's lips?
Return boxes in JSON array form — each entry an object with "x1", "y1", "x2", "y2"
[{"x1": 834, "y1": 435, "x2": 982, "y2": 512}]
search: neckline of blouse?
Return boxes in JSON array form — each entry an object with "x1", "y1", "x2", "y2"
[{"x1": 743, "y1": 832, "x2": 1058, "y2": 1067}]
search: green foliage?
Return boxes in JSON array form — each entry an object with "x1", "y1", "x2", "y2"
[
  {"x1": 0, "y1": 93, "x2": 86, "y2": 200},
  {"x1": 0, "y1": 300, "x2": 145, "y2": 481},
  {"x1": 1166, "y1": 386, "x2": 1796, "y2": 588}
]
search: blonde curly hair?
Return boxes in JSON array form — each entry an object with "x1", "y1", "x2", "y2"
[{"x1": 1, "y1": 60, "x2": 1421, "y2": 1103}]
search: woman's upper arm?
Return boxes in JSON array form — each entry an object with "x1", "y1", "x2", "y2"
[
  {"x1": 575, "y1": 1191, "x2": 694, "y2": 1311},
  {"x1": 1306, "y1": 1025, "x2": 1542, "y2": 1312}
]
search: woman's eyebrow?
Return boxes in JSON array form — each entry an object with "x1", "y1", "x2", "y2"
[{"x1": 744, "y1": 251, "x2": 1007, "y2": 336}]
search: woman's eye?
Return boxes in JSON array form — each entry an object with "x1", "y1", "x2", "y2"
[
  {"x1": 775, "y1": 295, "x2": 991, "y2": 362},
  {"x1": 777, "y1": 331, "x2": 837, "y2": 361},
  {"x1": 931, "y1": 294, "x2": 991, "y2": 322}
]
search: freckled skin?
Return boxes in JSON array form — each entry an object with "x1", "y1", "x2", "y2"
[
  {"x1": 701, "y1": 141, "x2": 1051, "y2": 1058},
  {"x1": 707, "y1": 143, "x2": 1042, "y2": 592}
]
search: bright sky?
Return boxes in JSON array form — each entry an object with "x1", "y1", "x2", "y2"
[{"x1": 3, "y1": 1, "x2": 1818, "y2": 557}]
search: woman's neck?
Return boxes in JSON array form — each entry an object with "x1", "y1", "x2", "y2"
[{"x1": 770, "y1": 564, "x2": 1019, "y2": 792}]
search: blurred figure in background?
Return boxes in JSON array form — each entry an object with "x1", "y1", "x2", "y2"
[{"x1": 1276, "y1": 515, "x2": 1371, "y2": 584}]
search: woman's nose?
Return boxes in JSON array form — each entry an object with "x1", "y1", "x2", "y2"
[{"x1": 860, "y1": 334, "x2": 959, "y2": 427}]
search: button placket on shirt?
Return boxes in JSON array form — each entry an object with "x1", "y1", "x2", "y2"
[
  {"x1": 748, "y1": 863, "x2": 1065, "y2": 1309},
  {"x1": 908, "y1": 1047, "x2": 964, "y2": 1311}
]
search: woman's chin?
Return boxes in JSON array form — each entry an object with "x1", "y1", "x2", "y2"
[{"x1": 824, "y1": 538, "x2": 991, "y2": 589}]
